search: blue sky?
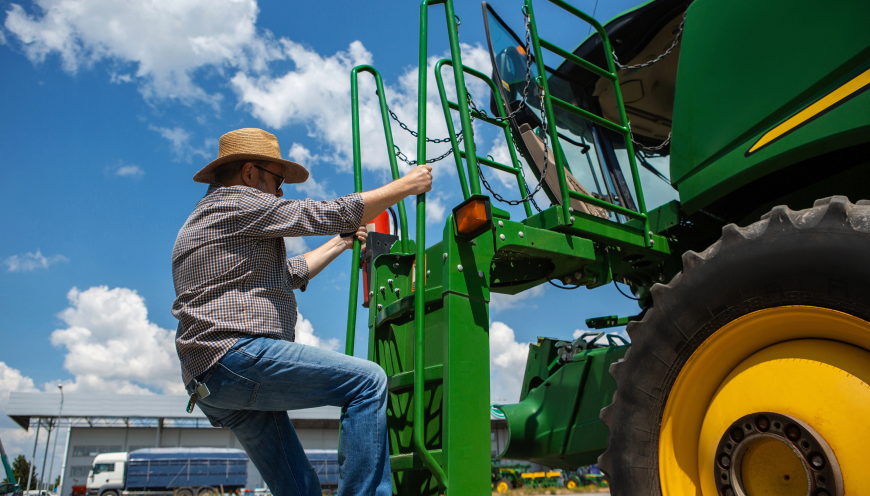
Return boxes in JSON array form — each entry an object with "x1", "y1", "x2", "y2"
[{"x1": 0, "y1": 0, "x2": 647, "y2": 461}]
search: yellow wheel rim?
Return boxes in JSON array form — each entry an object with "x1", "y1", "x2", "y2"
[
  {"x1": 658, "y1": 306, "x2": 870, "y2": 495},
  {"x1": 566, "y1": 480, "x2": 577, "y2": 489},
  {"x1": 496, "y1": 481, "x2": 509, "y2": 493}
]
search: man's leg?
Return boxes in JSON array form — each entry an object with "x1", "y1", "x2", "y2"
[
  {"x1": 196, "y1": 337, "x2": 391, "y2": 496},
  {"x1": 197, "y1": 406, "x2": 321, "y2": 496}
]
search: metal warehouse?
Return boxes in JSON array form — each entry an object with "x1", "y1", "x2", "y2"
[
  {"x1": 5, "y1": 392, "x2": 343, "y2": 496},
  {"x1": 6, "y1": 392, "x2": 509, "y2": 496}
]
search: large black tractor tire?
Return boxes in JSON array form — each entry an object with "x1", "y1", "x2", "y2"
[{"x1": 599, "y1": 196, "x2": 870, "y2": 495}]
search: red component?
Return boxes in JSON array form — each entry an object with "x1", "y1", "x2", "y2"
[
  {"x1": 367, "y1": 210, "x2": 391, "y2": 234},
  {"x1": 361, "y1": 259, "x2": 371, "y2": 306},
  {"x1": 362, "y1": 210, "x2": 390, "y2": 307}
]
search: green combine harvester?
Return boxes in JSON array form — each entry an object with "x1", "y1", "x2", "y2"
[{"x1": 342, "y1": 0, "x2": 870, "y2": 494}]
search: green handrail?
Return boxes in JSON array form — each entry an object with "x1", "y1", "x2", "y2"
[
  {"x1": 524, "y1": 0, "x2": 652, "y2": 245},
  {"x1": 411, "y1": 0, "x2": 452, "y2": 489},
  {"x1": 434, "y1": 59, "x2": 534, "y2": 218},
  {"x1": 345, "y1": 64, "x2": 411, "y2": 357}
]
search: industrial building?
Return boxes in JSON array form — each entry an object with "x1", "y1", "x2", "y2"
[{"x1": 6, "y1": 392, "x2": 509, "y2": 496}]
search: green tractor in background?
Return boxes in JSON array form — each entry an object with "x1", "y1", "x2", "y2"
[
  {"x1": 342, "y1": 0, "x2": 870, "y2": 494},
  {"x1": 491, "y1": 464, "x2": 526, "y2": 493}
]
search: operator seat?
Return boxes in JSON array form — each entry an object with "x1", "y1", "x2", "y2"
[{"x1": 517, "y1": 123, "x2": 609, "y2": 219}]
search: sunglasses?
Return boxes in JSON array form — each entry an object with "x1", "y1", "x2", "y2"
[{"x1": 253, "y1": 164, "x2": 285, "y2": 191}]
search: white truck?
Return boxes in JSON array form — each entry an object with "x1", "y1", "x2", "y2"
[
  {"x1": 86, "y1": 449, "x2": 247, "y2": 496},
  {"x1": 85, "y1": 453, "x2": 126, "y2": 496}
]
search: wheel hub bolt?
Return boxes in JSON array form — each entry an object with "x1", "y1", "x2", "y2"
[
  {"x1": 811, "y1": 455, "x2": 824, "y2": 468},
  {"x1": 720, "y1": 455, "x2": 730, "y2": 468},
  {"x1": 756, "y1": 415, "x2": 770, "y2": 431},
  {"x1": 786, "y1": 425, "x2": 801, "y2": 441}
]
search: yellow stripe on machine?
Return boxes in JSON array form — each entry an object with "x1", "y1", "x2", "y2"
[{"x1": 746, "y1": 67, "x2": 870, "y2": 155}]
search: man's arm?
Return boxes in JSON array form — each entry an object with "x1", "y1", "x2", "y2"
[
  {"x1": 360, "y1": 165, "x2": 432, "y2": 224},
  {"x1": 301, "y1": 227, "x2": 367, "y2": 280},
  {"x1": 295, "y1": 164, "x2": 433, "y2": 281}
]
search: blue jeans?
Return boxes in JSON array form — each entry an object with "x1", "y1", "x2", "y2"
[{"x1": 190, "y1": 337, "x2": 391, "y2": 496}]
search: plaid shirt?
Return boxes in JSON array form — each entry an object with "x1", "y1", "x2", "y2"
[{"x1": 172, "y1": 184, "x2": 364, "y2": 385}]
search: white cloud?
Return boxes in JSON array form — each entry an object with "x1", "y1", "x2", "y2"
[
  {"x1": 4, "y1": 0, "x2": 284, "y2": 105},
  {"x1": 489, "y1": 321, "x2": 531, "y2": 404},
  {"x1": 231, "y1": 40, "x2": 493, "y2": 177},
  {"x1": 4, "y1": 250, "x2": 68, "y2": 272},
  {"x1": 0, "y1": 426, "x2": 38, "y2": 463},
  {"x1": 0, "y1": 362, "x2": 38, "y2": 409},
  {"x1": 489, "y1": 284, "x2": 545, "y2": 313},
  {"x1": 294, "y1": 311, "x2": 339, "y2": 351},
  {"x1": 0, "y1": 362, "x2": 39, "y2": 458},
  {"x1": 109, "y1": 72, "x2": 132, "y2": 84},
  {"x1": 283, "y1": 237, "x2": 308, "y2": 256},
  {"x1": 286, "y1": 143, "x2": 334, "y2": 200},
  {"x1": 116, "y1": 165, "x2": 144, "y2": 177},
  {"x1": 150, "y1": 126, "x2": 191, "y2": 155},
  {"x1": 50, "y1": 286, "x2": 184, "y2": 395},
  {"x1": 425, "y1": 195, "x2": 447, "y2": 224},
  {"x1": 4, "y1": 0, "x2": 502, "y2": 199},
  {"x1": 149, "y1": 125, "x2": 213, "y2": 162}
]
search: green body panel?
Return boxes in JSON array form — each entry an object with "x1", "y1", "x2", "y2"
[
  {"x1": 498, "y1": 338, "x2": 628, "y2": 469},
  {"x1": 671, "y1": 0, "x2": 870, "y2": 212}
]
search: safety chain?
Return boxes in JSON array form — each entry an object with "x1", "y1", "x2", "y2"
[
  {"x1": 390, "y1": 91, "x2": 479, "y2": 166},
  {"x1": 515, "y1": 145, "x2": 544, "y2": 212},
  {"x1": 394, "y1": 144, "x2": 458, "y2": 166},
  {"x1": 612, "y1": 11, "x2": 686, "y2": 70},
  {"x1": 466, "y1": 8, "x2": 552, "y2": 208},
  {"x1": 387, "y1": 106, "x2": 464, "y2": 144},
  {"x1": 631, "y1": 130, "x2": 671, "y2": 151},
  {"x1": 476, "y1": 81, "x2": 550, "y2": 207},
  {"x1": 615, "y1": 11, "x2": 686, "y2": 151}
]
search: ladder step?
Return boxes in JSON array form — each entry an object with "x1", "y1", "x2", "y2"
[
  {"x1": 390, "y1": 449, "x2": 443, "y2": 472},
  {"x1": 387, "y1": 364, "x2": 443, "y2": 393},
  {"x1": 375, "y1": 288, "x2": 443, "y2": 327}
]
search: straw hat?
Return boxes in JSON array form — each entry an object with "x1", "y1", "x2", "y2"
[{"x1": 193, "y1": 128, "x2": 309, "y2": 184}]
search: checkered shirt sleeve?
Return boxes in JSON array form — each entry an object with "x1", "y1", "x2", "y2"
[{"x1": 171, "y1": 184, "x2": 364, "y2": 385}]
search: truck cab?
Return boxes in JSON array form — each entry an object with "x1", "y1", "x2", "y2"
[{"x1": 86, "y1": 453, "x2": 127, "y2": 496}]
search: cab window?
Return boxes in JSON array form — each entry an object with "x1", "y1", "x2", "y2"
[{"x1": 93, "y1": 463, "x2": 115, "y2": 474}]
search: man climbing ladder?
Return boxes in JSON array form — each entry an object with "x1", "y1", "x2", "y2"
[{"x1": 171, "y1": 128, "x2": 433, "y2": 496}]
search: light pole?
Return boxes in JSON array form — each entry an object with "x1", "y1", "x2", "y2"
[
  {"x1": 47, "y1": 385, "x2": 64, "y2": 494},
  {"x1": 25, "y1": 419, "x2": 41, "y2": 494},
  {"x1": 38, "y1": 419, "x2": 52, "y2": 491}
]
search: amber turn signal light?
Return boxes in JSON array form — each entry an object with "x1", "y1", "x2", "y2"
[{"x1": 453, "y1": 195, "x2": 492, "y2": 239}]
